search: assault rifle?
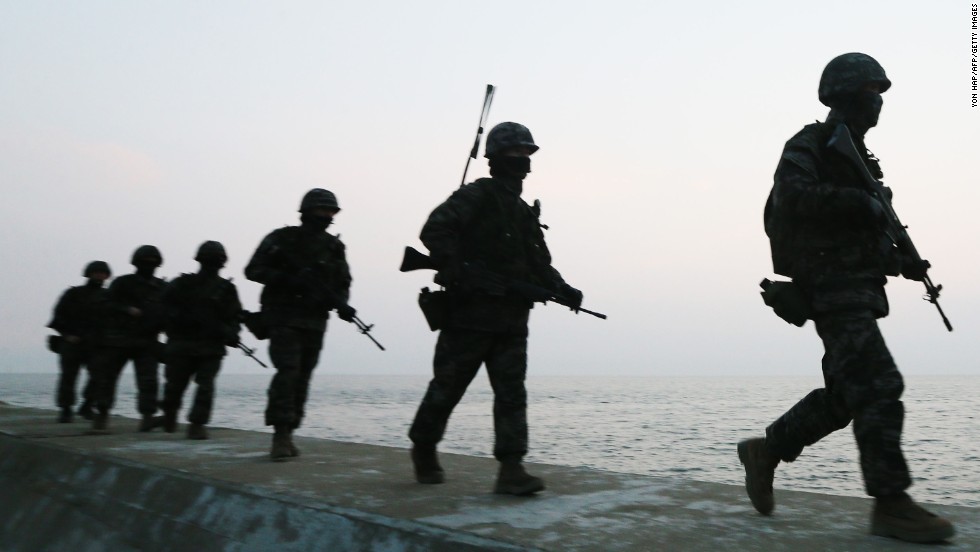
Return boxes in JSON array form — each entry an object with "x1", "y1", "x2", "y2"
[
  {"x1": 236, "y1": 341, "x2": 268, "y2": 368},
  {"x1": 827, "y1": 123, "x2": 952, "y2": 331},
  {"x1": 460, "y1": 84, "x2": 495, "y2": 186},
  {"x1": 258, "y1": 247, "x2": 386, "y2": 350},
  {"x1": 400, "y1": 246, "x2": 607, "y2": 320},
  {"x1": 289, "y1": 267, "x2": 386, "y2": 351}
]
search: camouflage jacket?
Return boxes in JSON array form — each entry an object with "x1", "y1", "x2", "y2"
[
  {"x1": 765, "y1": 119, "x2": 897, "y2": 316},
  {"x1": 47, "y1": 281, "x2": 106, "y2": 342},
  {"x1": 245, "y1": 225, "x2": 351, "y2": 331},
  {"x1": 98, "y1": 273, "x2": 168, "y2": 347},
  {"x1": 421, "y1": 176, "x2": 566, "y2": 334},
  {"x1": 162, "y1": 273, "x2": 242, "y2": 357}
]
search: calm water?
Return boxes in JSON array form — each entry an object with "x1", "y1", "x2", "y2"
[{"x1": 1, "y1": 372, "x2": 977, "y2": 507}]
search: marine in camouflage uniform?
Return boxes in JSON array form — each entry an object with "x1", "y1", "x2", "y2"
[
  {"x1": 245, "y1": 189, "x2": 354, "y2": 460},
  {"x1": 90, "y1": 245, "x2": 167, "y2": 432},
  {"x1": 408, "y1": 122, "x2": 582, "y2": 495},
  {"x1": 738, "y1": 53, "x2": 954, "y2": 543},
  {"x1": 158, "y1": 241, "x2": 242, "y2": 440},
  {"x1": 47, "y1": 260, "x2": 112, "y2": 423}
]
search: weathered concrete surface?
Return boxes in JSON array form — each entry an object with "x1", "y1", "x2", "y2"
[{"x1": 0, "y1": 403, "x2": 976, "y2": 551}]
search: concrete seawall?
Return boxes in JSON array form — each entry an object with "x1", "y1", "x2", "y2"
[{"x1": 1, "y1": 403, "x2": 976, "y2": 551}]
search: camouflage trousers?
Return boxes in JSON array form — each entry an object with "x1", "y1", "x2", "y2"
[
  {"x1": 91, "y1": 345, "x2": 160, "y2": 416},
  {"x1": 56, "y1": 341, "x2": 95, "y2": 409},
  {"x1": 265, "y1": 326, "x2": 324, "y2": 428},
  {"x1": 409, "y1": 328, "x2": 529, "y2": 462},
  {"x1": 161, "y1": 356, "x2": 222, "y2": 425},
  {"x1": 765, "y1": 311, "x2": 911, "y2": 497}
]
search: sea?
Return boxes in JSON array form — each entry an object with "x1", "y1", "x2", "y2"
[{"x1": 1, "y1": 372, "x2": 977, "y2": 508}]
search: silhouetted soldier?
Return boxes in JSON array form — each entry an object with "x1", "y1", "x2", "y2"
[
  {"x1": 158, "y1": 241, "x2": 242, "y2": 440},
  {"x1": 408, "y1": 122, "x2": 582, "y2": 495},
  {"x1": 47, "y1": 260, "x2": 111, "y2": 423},
  {"x1": 739, "y1": 53, "x2": 954, "y2": 543},
  {"x1": 90, "y1": 245, "x2": 167, "y2": 432},
  {"x1": 245, "y1": 189, "x2": 354, "y2": 460}
]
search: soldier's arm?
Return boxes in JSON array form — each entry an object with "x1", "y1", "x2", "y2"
[
  {"x1": 327, "y1": 239, "x2": 352, "y2": 305},
  {"x1": 222, "y1": 283, "x2": 243, "y2": 344},
  {"x1": 104, "y1": 277, "x2": 139, "y2": 315},
  {"x1": 244, "y1": 231, "x2": 288, "y2": 285},
  {"x1": 774, "y1": 147, "x2": 873, "y2": 221},
  {"x1": 47, "y1": 289, "x2": 74, "y2": 333},
  {"x1": 419, "y1": 184, "x2": 484, "y2": 269}
]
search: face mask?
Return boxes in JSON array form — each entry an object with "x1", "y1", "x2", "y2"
[
  {"x1": 301, "y1": 212, "x2": 333, "y2": 232},
  {"x1": 134, "y1": 262, "x2": 157, "y2": 276},
  {"x1": 842, "y1": 91, "x2": 883, "y2": 135},
  {"x1": 198, "y1": 261, "x2": 224, "y2": 273},
  {"x1": 488, "y1": 156, "x2": 532, "y2": 180}
]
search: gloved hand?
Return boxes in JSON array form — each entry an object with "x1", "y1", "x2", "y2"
[
  {"x1": 901, "y1": 258, "x2": 931, "y2": 282},
  {"x1": 559, "y1": 283, "x2": 583, "y2": 310},
  {"x1": 336, "y1": 304, "x2": 356, "y2": 322}
]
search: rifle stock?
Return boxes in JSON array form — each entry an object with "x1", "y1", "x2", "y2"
[
  {"x1": 399, "y1": 246, "x2": 436, "y2": 272},
  {"x1": 828, "y1": 124, "x2": 952, "y2": 331}
]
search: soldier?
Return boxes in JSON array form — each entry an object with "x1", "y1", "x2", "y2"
[
  {"x1": 90, "y1": 245, "x2": 167, "y2": 432},
  {"x1": 158, "y1": 241, "x2": 242, "y2": 440},
  {"x1": 47, "y1": 260, "x2": 111, "y2": 423},
  {"x1": 407, "y1": 122, "x2": 582, "y2": 496},
  {"x1": 739, "y1": 53, "x2": 955, "y2": 543},
  {"x1": 245, "y1": 189, "x2": 354, "y2": 460}
]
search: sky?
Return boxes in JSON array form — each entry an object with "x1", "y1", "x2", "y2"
[{"x1": 1, "y1": 1, "x2": 977, "y2": 377}]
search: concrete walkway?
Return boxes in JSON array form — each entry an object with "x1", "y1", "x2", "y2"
[{"x1": 0, "y1": 403, "x2": 975, "y2": 551}]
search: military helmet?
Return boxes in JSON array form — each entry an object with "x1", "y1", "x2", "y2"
[
  {"x1": 130, "y1": 244, "x2": 162, "y2": 267},
  {"x1": 83, "y1": 260, "x2": 111, "y2": 278},
  {"x1": 194, "y1": 240, "x2": 227, "y2": 264},
  {"x1": 484, "y1": 122, "x2": 539, "y2": 158},
  {"x1": 298, "y1": 188, "x2": 340, "y2": 212},
  {"x1": 818, "y1": 53, "x2": 891, "y2": 107}
]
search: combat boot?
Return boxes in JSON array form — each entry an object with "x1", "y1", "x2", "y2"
[
  {"x1": 77, "y1": 401, "x2": 94, "y2": 420},
  {"x1": 187, "y1": 423, "x2": 208, "y2": 440},
  {"x1": 138, "y1": 415, "x2": 160, "y2": 432},
  {"x1": 737, "y1": 437, "x2": 780, "y2": 515},
  {"x1": 287, "y1": 429, "x2": 300, "y2": 457},
  {"x1": 160, "y1": 410, "x2": 178, "y2": 433},
  {"x1": 92, "y1": 410, "x2": 109, "y2": 432},
  {"x1": 494, "y1": 461, "x2": 545, "y2": 496},
  {"x1": 411, "y1": 444, "x2": 444, "y2": 484},
  {"x1": 270, "y1": 426, "x2": 292, "y2": 461},
  {"x1": 57, "y1": 408, "x2": 73, "y2": 423},
  {"x1": 871, "y1": 493, "x2": 955, "y2": 543}
]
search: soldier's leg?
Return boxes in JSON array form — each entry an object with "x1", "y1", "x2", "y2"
[
  {"x1": 56, "y1": 344, "x2": 84, "y2": 410},
  {"x1": 291, "y1": 329, "x2": 324, "y2": 429},
  {"x1": 765, "y1": 330, "x2": 853, "y2": 462},
  {"x1": 132, "y1": 346, "x2": 161, "y2": 417},
  {"x1": 188, "y1": 357, "x2": 222, "y2": 426},
  {"x1": 408, "y1": 329, "x2": 489, "y2": 447},
  {"x1": 765, "y1": 385, "x2": 852, "y2": 462},
  {"x1": 818, "y1": 314, "x2": 909, "y2": 497},
  {"x1": 78, "y1": 356, "x2": 96, "y2": 417},
  {"x1": 484, "y1": 334, "x2": 529, "y2": 462},
  {"x1": 161, "y1": 357, "x2": 194, "y2": 421},
  {"x1": 266, "y1": 327, "x2": 305, "y2": 427},
  {"x1": 92, "y1": 347, "x2": 128, "y2": 413}
]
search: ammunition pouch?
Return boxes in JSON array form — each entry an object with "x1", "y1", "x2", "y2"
[
  {"x1": 418, "y1": 287, "x2": 450, "y2": 332},
  {"x1": 760, "y1": 278, "x2": 811, "y2": 327},
  {"x1": 47, "y1": 335, "x2": 63, "y2": 354},
  {"x1": 242, "y1": 310, "x2": 270, "y2": 340}
]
